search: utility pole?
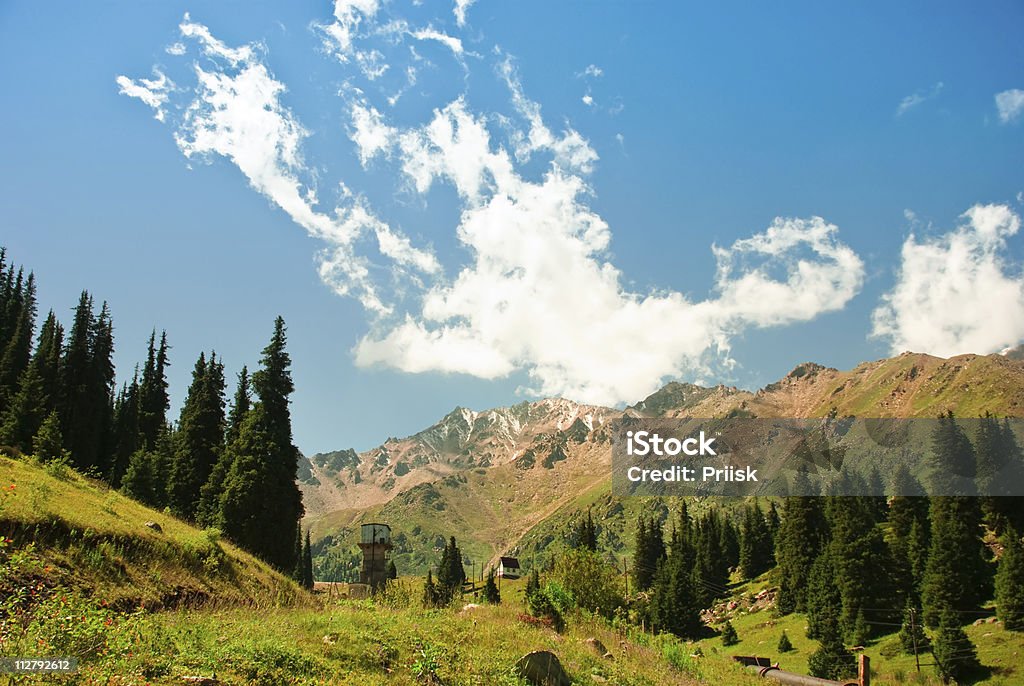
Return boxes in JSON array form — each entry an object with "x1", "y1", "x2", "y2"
[{"x1": 623, "y1": 556, "x2": 629, "y2": 597}]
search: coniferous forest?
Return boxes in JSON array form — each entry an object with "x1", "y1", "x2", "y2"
[{"x1": 0, "y1": 247, "x2": 307, "y2": 579}]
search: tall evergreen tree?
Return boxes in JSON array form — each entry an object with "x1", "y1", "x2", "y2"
[
  {"x1": 650, "y1": 528, "x2": 702, "y2": 638},
  {"x1": 996, "y1": 526, "x2": 1024, "y2": 631},
  {"x1": 58, "y1": 293, "x2": 115, "y2": 473},
  {"x1": 888, "y1": 465, "x2": 930, "y2": 601},
  {"x1": 435, "y1": 536, "x2": 466, "y2": 603},
  {"x1": 921, "y1": 496, "x2": 991, "y2": 627},
  {"x1": 776, "y1": 469, "x2": 828, "y2": 614},
  {"x1": 197, "y1": 367, "x2": 250, "y2": 527},
  {"x1": 739, "y1": 501, "x2": 773, "y2": 580},
  {"x1": 219, "y1": 318, "x2": 303, "y2": 572},
  {"x1": 109, "y1": 370, "x2": 140, "y2": 487},
  {"x1": 932, "y1": 608, "x2": 980, "y2": 684},
  {"x1": 137, "y1": 331, "x2": 170, "y2": 452},
  {"x1": 0, "y1": 311, "x2": 62, "y2": 452},
  {"x1": 575, "y1": 508, "x2": 598, "y2": 551},
  {"x1": 693, "y1": 510, "x2": 730, "y2": 607},
  {"x1": 482, "y1": 567, "x2": 501, "y2": 604},
  {"x1": 0, "y1": 270, "x2": 35, "y2": 414},
  {"x1": 167, "y1": 352, "x2": 226, "y2": 519},
  {"x1": 634, "y1": 515, "x2": 665, "y2": 591},
  {"x1": 302, "y1": 529, "x2": 314, "y2": 589}
]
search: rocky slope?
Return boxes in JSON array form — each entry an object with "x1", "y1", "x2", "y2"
[{"x1": 302, "y1": 350, "x2": 1024, "y2": 575}]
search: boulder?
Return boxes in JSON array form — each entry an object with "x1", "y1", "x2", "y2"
[
  {"x1": 144, "y1": 521, "x2": 163, "y2": 533},
  {"x1": 515, "y1": 650, "x2": 571, "y2": 686}
]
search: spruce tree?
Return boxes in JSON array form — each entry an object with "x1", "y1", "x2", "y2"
[
  {"x1": 720, "y1": 620, "x2": 739, "y2": 646},
  {"x1": 995, "y1": 526, "x2": 1024, "y2": 631},
  {"x1": 0, "y1": 311, "x2": 62, "y2": 452},
  {"x1": 807, "y1": 611, "x2": 856, "y2": 681},
  {"x1": 291, "y1": 523, "x2": 304, "y2": 584},
  {"x1": 137, "y1": 331, "x2": 170, "y2": 452},
  {"x1": 693, "y1": 510, "x2": 729, "y2": 607},
  {"x1": 197, "y1": 367, "x2": 249, "y2": 527},
  {"x1": 423, "y1": 570, "x2": 439, "y2": 608},
  {"x1": 219, "y1": 318, "x2": 303, "y2": 572},
  {"x1": 932, "y1": 608, "x2": 980, "y2": 684},
  {"x1": 921, "y1": 496, "x2": 991, "y2": 627},
  {"x1": 650, "y1": 519, "x2": 702, "y2": 638},
  {"x1": 435, "y1": 536, "x2": 466, "y2": 603},
  {"x1": 575, "y1": 508, "x2": 598, "y2": 551},
  {"x1": 32, "y1": 410, "x2": 64, "y2": 462},
  {"x1": 302, "y1": 529, "x2": 314, "y2": 590},
  {"x1": 109, "y1": 371, "x2": 140, "y2": 487},
  {"x1": 634, "y1": 515, "x2": 665, "y2": 591},
  {"x1": 482, "y1": 567, "x2": 501, "y2": 604},
  {"x1": 167, "y1": 352, "x2": 226, "y2": 520},
  {"x1": 777, "y1": 630, "x2": 794, "y2": 653},
  {"x1": 739, "y1": 501, "x2": 773, "y2": 580},
  {"x1": 0, "y1": 271, "x2": 35, "y2": 414},
  {"x1": 776, "y1": 469, "x2": 827, "y2": 614},
  {"x1": 898, "y1": 602, "x2": 929, "y2": 655}
]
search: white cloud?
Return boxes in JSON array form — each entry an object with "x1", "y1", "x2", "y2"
[
  {"x1": 123, "y1": 10, "x2": 868, "y2": 407},
  {"x1": 872, "y1": 204, "x2": 1024, "y2": 357},
  {"x1": 578, "y1": 64, "x2": 603, "y2": 78},
  {"x1": 453, "y1": 0, "x2": 476, "y2": 27},
  {"x1": 354, "y1": 91, "x2": 864, "y2": 405},
  {"x1": 499, "y1": 56, "x2": 598, "y2": 173},
  {"x1": 581, "y1": 94, "x2": 594, "y2": 106},
  {"x1": 896, "y1": 81, "x2": 943, "y2": 117},
  {"x1": 995, "y1": 89, "x2": 1024, "y2": 124},
  {"x1": 119, "y1": 16, "x2": 437, "y2": 315},
  {"x1": 166, "y1": 42, "x2": 187, "y2": 56},
  {"x1": 410, "y1": 26, "x2": 465, "y2": 57},
  {"x1": 115, "y1": 68, "x2": 174, "y2": 122}
]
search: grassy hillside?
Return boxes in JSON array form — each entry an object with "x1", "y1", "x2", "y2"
[
  {"x1": 0, "y1": 454, "x2": 761, "y2": 685},
  {"x1": 0, "y1": 453, "x2": 309, "y2": 611}
]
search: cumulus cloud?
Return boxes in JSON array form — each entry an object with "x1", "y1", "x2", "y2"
[
  {"x1": 995, "y1": 89, "x2": 1024, "y2": 124},
  {"x1": 122, "y1": 7, "x2": 869, "y2": 407},
  {"x1": 872, "y1": 204, "x2": 1024, "y2": 357},
  {"x1": 115, "y1": 68, "x2": 174, "y2": 122},
  {"x1": 352, "y1": 86, "x2": 864, "y2": 405},
  {"x1": 896, "y1": 81, "x2": 943, "y2": 117}
]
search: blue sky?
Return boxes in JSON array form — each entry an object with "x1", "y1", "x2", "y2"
[{"x1": 2, "y1": 1, "x2": 1023, "y2": 455}]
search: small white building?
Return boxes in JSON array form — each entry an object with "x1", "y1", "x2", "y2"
[{"x1": 498, "y1": 556, "x2": 521, "y2": 579}]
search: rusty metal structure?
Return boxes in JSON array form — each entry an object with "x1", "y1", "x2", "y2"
[
  {"x1": 735, "y1": 655, "x2": 870, "y2": 686},
  {"x1": 358, "y1": 523, "x2": 392, "y2": 590}
]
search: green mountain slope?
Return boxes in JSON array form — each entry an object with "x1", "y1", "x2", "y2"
[{"x1": 0, "y1": 453, "x2": 310, "y2": 611}]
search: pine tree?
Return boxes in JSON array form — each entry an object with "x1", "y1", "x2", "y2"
[
  {"x1": 693, "y1": 510, "x2": 729, "y2": 607},
  {"x1": 167, "y1": 352, "x2": 226, "y2": 520},
  {"x1": 137, "y1": 331, "x2": 170, "y2": 452},
  {"x1": 807, "y1": 611, "x2": 856, "y2": 681},
  {"x1": 995, "y1": 526, "x2": 1024, "y2": 631},
  {"x1": 806, "y1": 550, "x2": 841, "y2": 640},
  {"x1": 302, "y1": 529, "x2": 314, "y2": 590},
  {"x1": 777, "y1": 630, "x2": 794, "y2": 653},
  {"x1": 739, "y1": 501, "x2": 773, "y2": 580},
  {"x1": 575, "y1": 508, "x2": 598, "y2": 551},
  {"x1": 634, "y1": 515, "x2": 665, "y2": 591},
  {"x1": 422, "y1": 570, "x2": 439, "y2": 608},
  {"x1": 720, "y1": 620, "x2": 739, "y2": 646},
  {"x1": 928, "y1": 411, "x2": 976, "y2": 495},
  {"x1": 197, "y1": 367, "x2": 249, "y2": 527},
  {"x1": 109, "y1": 370, "x2": 140, "y2": 487},
  {"x1": 932, "y1": 608, "x2": 980, "y2": 684},
  {"x1": 59, "y1": 293, "x2": 115, "y2": 473},
  {"x1": 435, "y1": 536, "x2": 466, "y2": 603},
  {"x1": 219, "y1": 318, "x2": 303, "y2": 572},
  {"x1": 0, "y1": 311, "x2": 62, "y2": 452},
  {"x1": 32, "y1": 410, "x2": 64, "y2": 462},
  {"x1": 650, "y1": 518, "x2": 702, "y2": 638},
  {"x1": 482, "y1": 567, "x2": 501, "y2": 604},
  {"x1": 0, "y1": 270, "x2": 36, "y2": 414},
  {"x1": 898, "y1": 602, "x2": 929, "y2": 655},
  {"x1": 776, "y1": 470, "x2": 828, "y2": 614},
  {"x1": 291, "y1": 523, "x2": 304, "y2": 584},
  {"x1": 921, "y1": 496, "x2": 991, "y2": 627},
  {"x1": 525, "y1": 567, "x2": 541, "y2": 601},
  {"x1": 888, "y1": 464, "x2": 930, "y2": 599}
]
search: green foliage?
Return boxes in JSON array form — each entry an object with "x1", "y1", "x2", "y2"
[
  {"x1": 932, "y1": 609, "x2": 981, "y2": 684},
  {"x1": 435, "y1": 536, "x2": 466, "y2": 604},
  {"x1": 739, "y1": 500, "x2": 773, "y2": 580},
  {"x1": 32, "y1": 410, "x2": 65, "y2": 462},
  {"x1": 633, "y1": 514, "x2": 665, "y2": 592},
  {"x1": 898, "y1": 603, "x2": 929, "y2": 655},
  {"x1": 573, "y1": 507, "x2": 598, "y2": 551},
  {"x1": 552, "y1": 547, "x2": 623, "y2": 617},
  {"x1": 775, "y1": 469, "x2": 827, "y2": 614},
  {"x1": 777, "y1": 630, "x2": 793, "y2": 653},
  {"x1": 996, "y1": 526, "x2": 1024, "y2": 631},
  {"x1": 807, "y1": 607, "x2": 856, "y2": 681},
  {"x1": 422, "y1": 570, "x2": 440, "y2": 608},
  {"x1": 720, "y1": 620, "x2": 739, "y2": 646},
  {"x1": 482, "y1": 567, "x2": 500, "y2": 604},
  {"x1": 922, "y1": 495, "x2": 991, "y2": 627}
]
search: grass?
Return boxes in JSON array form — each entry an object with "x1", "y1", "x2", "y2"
[
  {"x1": 691, "y1": 574, "x2": 1024, "y2": 685},
  {"x1": 0, "y1": 453, "x2": 310, "y2": 610}
]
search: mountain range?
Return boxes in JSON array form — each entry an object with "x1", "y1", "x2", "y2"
[{"x1": 300, "y1": 349, "x2": 1024, "y2": 576}]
